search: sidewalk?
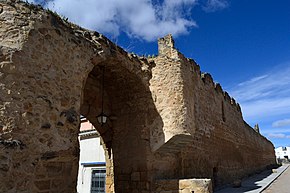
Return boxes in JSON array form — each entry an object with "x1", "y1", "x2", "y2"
[
  {"x1": 262, "y1": 163, "x2": 290, "y2": 193},
  {"x1": 215, "y1": 164, "x2": 290, "y2": 193}
]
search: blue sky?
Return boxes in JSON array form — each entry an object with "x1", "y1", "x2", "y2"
[{"x1": 27, "y1": 0, "x2": 290, "y2": 148}]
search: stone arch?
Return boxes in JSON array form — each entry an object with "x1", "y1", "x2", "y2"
[
  {"x1": 0, "y1": 2, "x2": 163, "y2": 192},
  {"x1": 80, "y1": 58, "x2": 159, "y2": 193}
]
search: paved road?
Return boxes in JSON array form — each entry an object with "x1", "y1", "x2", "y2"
[
  {"x1": 215, "y1": 164, "x2": 289, "y2": 193},
  {"x1": 262, "y1": 164, "x2": 290, "y2": 193}
]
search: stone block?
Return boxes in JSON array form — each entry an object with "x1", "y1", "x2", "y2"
[
  {"x1": 45, "y1": 162, "x2": 62, "y2": 177},
  {"x1": 179, "y1": 179, "x2": 213, "y2": 193},
  {"x1": 232, "y1": 179, "x2": 242, "y2": 188},
  {"x1": 140, "y1": 171, "x2": 148, "y2": 181},
  {"x1": 34, "y1": 180, "x2": 51, "y2": 191},
  {"x1": 131, "y1": 172, "x2": 141, "y2": 181}
]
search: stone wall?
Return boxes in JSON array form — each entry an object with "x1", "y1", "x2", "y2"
[
  {"x1": 180, "y1": 44, "x2": 275, "y2": 187},
  {"x1": 0, "y1": 1, "x2": 275, "y2": 193},
  {"x1": 150, "y1": 35, "x2": 275, "y2": 188}
]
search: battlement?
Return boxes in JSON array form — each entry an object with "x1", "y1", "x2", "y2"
[
  {"x1": 156, "y1": 39, "x2": 243, "y2": 115},
  {"x1": 158, "y1": 34, "x2": 179, "y2": 59}
]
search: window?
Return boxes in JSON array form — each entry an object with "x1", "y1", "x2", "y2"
[
  {"x1": 91, "y1": 168, "x2": 106, "y2": 193},
  {"x1": 282, "y1": 147, "x2": 287, "y2": 151}
]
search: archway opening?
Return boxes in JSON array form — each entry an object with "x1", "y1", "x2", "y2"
[
  {"x1": 77, "y1": 116, "x2": 108, "y2": 193},
  {"x1": 79, "y1": 60, "x2": 158, "y2": 192}
]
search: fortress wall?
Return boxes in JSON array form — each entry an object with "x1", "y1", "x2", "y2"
[
  {"x1": 0, "y1": 2, "x2": 276, "y2": 192},
  {"x1": 177, "y1": 47, "x2": 276, "y2": 187},
  {"x1": 149, "y1": 35, "x2": 275, "y2": 189}
]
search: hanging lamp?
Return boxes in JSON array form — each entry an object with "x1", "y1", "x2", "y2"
[{"x1": 96, "y1": 66, "x2": 108, "y2": 126}]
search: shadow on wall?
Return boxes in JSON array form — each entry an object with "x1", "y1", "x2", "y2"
[{"x1": 79, "y1": 60, "x2": 165, "y2": 192}]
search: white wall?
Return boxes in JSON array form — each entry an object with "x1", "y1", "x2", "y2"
[
  {"x1": 275, "y1": 146, "x2": 290, "y2": 159},
  {"x1": 79, "y1": 137, "x2": 106, "y2": 163},
  {"x1": 77, "y1": 133, "x2": 106, "y2": 193}
]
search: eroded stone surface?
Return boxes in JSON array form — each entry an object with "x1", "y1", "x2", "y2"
[
  {"x1": 0, "y1": 1, "x2": 276, "y2": 193},
  {"x1": 155, "y1": 178, "x2": 213, "y2": 193}
]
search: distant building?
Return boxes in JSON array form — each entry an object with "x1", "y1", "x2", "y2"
[
  {"x1": 77, "y1": 118, "x2": 106, "y2": 193},
  {"x1": 275, "y1": 146, "x2": 290, "y2": 161}
]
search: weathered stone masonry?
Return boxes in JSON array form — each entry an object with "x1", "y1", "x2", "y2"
[{"x1": 0, "y1": 1, "x2": 275, "y2": 193}]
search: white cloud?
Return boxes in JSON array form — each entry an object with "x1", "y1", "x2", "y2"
[
  {"x1": 46, "y1": 0, "x2": 121, "y2": 35},
  {"x1": 229, "y1": 63, "x2": 290, "y2": 122},
  {"x1": 203, "y1": 0, "x2": 229, "y2": 12},
  {"x1": 27, "y1": 0, "x2": 198, "y2": 41},
  {"x1": 237, "y1": 75, "x2": 268, "y2": 87},
  {"x1": 272, "y1": 118, "x2": 290, "y2": 128},
  {"x1": 26, "y1": 0, "x2": 228, "y2": 41},
  {"x1": 263, "y1": 128, "x2": 290, "y2": 134},
  {"x1": 268, "y1": 133, "x2": 290, "y2": 139},
  {"x1": 240, "y1": 97, "x2": 290, "y2": 122}
]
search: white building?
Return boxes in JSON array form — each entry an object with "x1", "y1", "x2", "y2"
[
  {"x1": 77, "y1": 119, "x2": 106, "y2": 193},
  {"x1": 275, "y1": 146, "x2": 290, "y2": 160}
]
